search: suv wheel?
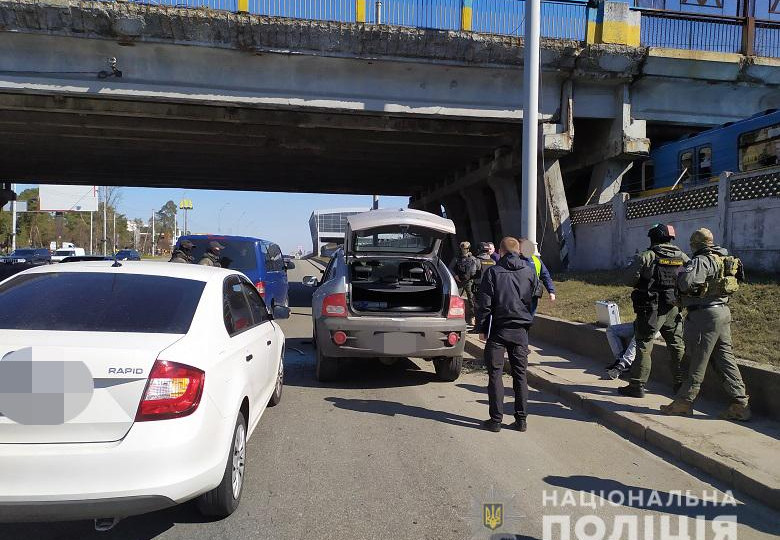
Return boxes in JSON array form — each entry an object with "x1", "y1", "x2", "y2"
[
  {"x1": 315, "y1": 347, "x2": 339, "y2": 382},
  {"x1": 433, "y1": 356, "x2": 462, "y2": 382}
]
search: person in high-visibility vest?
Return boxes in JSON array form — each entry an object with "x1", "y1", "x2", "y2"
[{"x1": 519, "y1": 238, "x2": 556, "y2": 315}]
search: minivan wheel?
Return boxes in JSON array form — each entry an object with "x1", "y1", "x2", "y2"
[
  {"x1": 197, "y1": 411, "x2": 247, "y2": 518},
  {"x1": 315, "y1": 347, "x2": 339, "y2": 382},
  {"x1": 433, "y1": 356, "x2": 463, "y2": 382}
]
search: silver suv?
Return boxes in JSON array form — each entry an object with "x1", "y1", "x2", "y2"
[{"x1": 304, "y1": 209, "x2": 467, "y2": 382}]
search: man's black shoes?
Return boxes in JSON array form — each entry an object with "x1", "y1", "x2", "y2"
[
  {"x1": 514, "y1": 416, "x2": 527, "y2": 432},
  {"x1": 617, "y1": 384, "x2": 646, "y2": 398},
  {"x1": 482, "y1": 419, "x2": 502, "y2": 432}
]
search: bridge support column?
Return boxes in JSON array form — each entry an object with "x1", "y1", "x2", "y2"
[
  {"x1": 587, "y1": 1, "x2": 640, "y2": 47},
  {"x1": 462, "y1": 186, "x2": 492, "y2": 247},
  {"x1": 540, "y1": 159, "x2": 574, "y2": 271}
]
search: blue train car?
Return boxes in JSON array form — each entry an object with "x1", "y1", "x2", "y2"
[{"x1": 640, "y1": 109, "x2": 780, "y2": 195}]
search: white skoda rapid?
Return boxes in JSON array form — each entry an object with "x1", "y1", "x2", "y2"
[{"x1": 0, "y1": 261, "x2": 288, "y2": 529}]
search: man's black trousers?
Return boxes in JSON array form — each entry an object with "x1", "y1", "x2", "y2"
[{"x1": 485, "y1": 330, "x2": 529, "y2": 422}]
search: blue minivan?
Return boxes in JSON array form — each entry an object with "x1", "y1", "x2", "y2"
[{"x1": 176, "y1": 235, "x2": 293, "y2": 308}]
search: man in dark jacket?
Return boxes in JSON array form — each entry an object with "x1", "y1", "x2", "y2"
[
  {"x1": 169, "y1": 240, "x2": 195, "y2": 264},
  {"x1": 476, "y1": 237, "x2": 539, "y2": 433},
  {"x1": 198, "y1": 240, "x2": 224, "y2": 267}
]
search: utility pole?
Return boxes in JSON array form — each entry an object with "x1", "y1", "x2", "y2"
[
  {"x1": 521, "y1": 0, "x2": 541, "y2": 251},
  {"x1": 102, "y1": 186, "x2": 108, "y2": 256},
  {"x1": 372, "y1": 195, "x2": 379, "y2": 210},
  {"x1": 10, "y1": 183, "x2": 17, "y2": 252},
  {"x1": 151, "y1": 210, "x2": 156, "y2": 257},
  {"x1": 89, "y1": 212, "x2": 93, "y2": 254}
]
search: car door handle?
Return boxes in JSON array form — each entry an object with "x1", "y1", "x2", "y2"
[
  {"x1": 245, "y1": 354, "x2": 253, "y2": 362},
  {"x1": 266, "y1": 340, "x2": 272, "y2": 346}
]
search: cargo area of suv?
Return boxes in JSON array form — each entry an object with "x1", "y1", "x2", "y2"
[{"x1": 349, "y1": 258, "x2": 444, "y2": 314}]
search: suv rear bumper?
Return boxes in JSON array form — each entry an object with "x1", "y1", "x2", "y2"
[{"x1": 317, "y1": 316, "x2": 466, "y2": 358}]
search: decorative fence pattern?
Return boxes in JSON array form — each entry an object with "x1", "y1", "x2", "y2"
[
  {"x1": 625, "y1": 184, "x2": 719, "y2": 219},
  {"x1": 730, "y1": 169, "x2": 780, "y2": 201},
  {"x1": 569, "y1": 202, "x2": 615, "y2": 225}
]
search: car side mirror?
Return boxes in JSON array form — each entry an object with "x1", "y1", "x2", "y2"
[
  {"x1": 271, "y1": 305, "x2": 291, "y2": 320},
  {"x1": 302, "y1": 276, "x2": 319, "y2": 287},
  {"x1": 284, "y1": 260, "x2": 296, "y2": 270}
]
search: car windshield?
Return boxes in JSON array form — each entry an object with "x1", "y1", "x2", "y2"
[
  {"x1": 352, "y1": 227, "x2": 437, "y2": 254},
  {"x1": 10, "y1": 249, "x2": 36, "y2": 257},
  {"x1": 181, "y1": 238, "x2": 257, "y2": 271},
  {"x1": 0, "y1": 272, "x2": 205, "y2": 333}
]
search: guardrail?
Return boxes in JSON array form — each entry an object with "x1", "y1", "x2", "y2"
[{"x1": 109, "y1": 0, "x2": 778, "y2": 57}]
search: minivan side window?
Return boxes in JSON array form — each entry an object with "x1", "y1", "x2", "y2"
[
  {"x1": 267, "y1": 244, "x2": 283, "y2": 272},
  {"x1": 224, "y1": 276, "x2": 253, "y2": 336}
]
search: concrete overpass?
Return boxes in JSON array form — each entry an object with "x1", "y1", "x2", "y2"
[{"x1": 0, "y1": 0, "x2": 778, "y2": 264}]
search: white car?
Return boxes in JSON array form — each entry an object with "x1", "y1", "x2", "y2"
[
  {"x1": 50, "y1": 247, "x2": 86, "y2": 263},
  {"x1": 0, "y1": 261, "x2": 287, "y2": 529}
]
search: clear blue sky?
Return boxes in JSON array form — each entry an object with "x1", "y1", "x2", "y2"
[{"x1": 18, "y1": 184, "x2": 410, "y2": 254}]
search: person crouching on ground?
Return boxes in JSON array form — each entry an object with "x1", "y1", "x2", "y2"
[{"x1": 476, "y1": 237, "x2": 539, "y2": 433}]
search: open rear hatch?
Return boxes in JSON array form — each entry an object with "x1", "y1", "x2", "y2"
[
  {"x1": 345, "y1": 208, "x2": 455, "y2": 258},
  {"x1": 0, "y1": 332, "x2": 182, "y2": 444}
]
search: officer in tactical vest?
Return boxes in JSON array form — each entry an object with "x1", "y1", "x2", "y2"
[
  {"x1": 450, "y1": 241, "x2": 479, "y2": 326},
  {"x1": 475, "y1": 242, "x2": 496, "y2": 289},
  {"x1": 169, "y1": 240, "x2": 195, "y2": 264},
  {"x1": 198, "y1": 240, "x2": 225, "y2": 267},
  {"x1": 660, "y1": 228, "x2": 750, "y2": 421},
  {"x1": 618, "y1": 223, "x2": 688, "y2": 398}
]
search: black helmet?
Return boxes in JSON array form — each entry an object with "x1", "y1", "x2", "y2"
[{"x1": 648, "y1": 223, "x2": 675, "y2": 243}]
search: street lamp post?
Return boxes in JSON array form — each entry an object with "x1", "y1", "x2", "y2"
[{"x1": 522, "y1": 0, "x2": 541, "y2": 252}]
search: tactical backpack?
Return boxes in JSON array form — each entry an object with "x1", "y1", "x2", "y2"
[
  {"x1": 454, "y1": 256, "x2": 475, "y2": 280},
  {"x1": 703, "y1": 253, "x2": 743, "y2": 296}
]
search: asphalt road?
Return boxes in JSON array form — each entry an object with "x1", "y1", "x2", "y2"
[{"x1": 1, "y1": 259, "x2": 777, "y2": 540}]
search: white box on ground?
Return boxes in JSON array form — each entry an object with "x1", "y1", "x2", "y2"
[{"x1": 595, "y1": 301, "x2": 621, "y2": 327}]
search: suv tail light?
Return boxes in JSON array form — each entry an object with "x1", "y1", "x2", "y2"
[
  {"x1": 448, "y1": 295, "x2": 465, "y2": 319},
  {"x1": 255, "y1": 281, "x2": 266, "y2": 297},
  {"x1": 322, "y1": 293, "x2": 348, "y2": 318},
  {"x1": 135, "y1": 360, "x2": 205, "y2": 422}
]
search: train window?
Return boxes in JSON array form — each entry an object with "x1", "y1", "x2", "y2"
[
  {"x1": 679, "y1": 151, "x2": 693, "y2": 183},
  {"x1": 739, "y1": 123, "x2": 780, "y2": 172},
  {"x1": 698, "y1": 146, "x2": 712, "y2": 179}
]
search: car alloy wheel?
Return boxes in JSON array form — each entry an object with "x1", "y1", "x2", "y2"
[{"x1": 231, "y1": 422, "x2": 246, "y2": 499}]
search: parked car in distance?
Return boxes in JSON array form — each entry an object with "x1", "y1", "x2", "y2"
[
  {"x1": 305, "y1": 208, "x2": 466, "y2": 382},
  {"x1": 0, "y1": 261, "x2": 289, "y2": 527},
  {"x1": 1, "y1": 248, "x2": 51, "y2": 265},
  {"x1": 115, "y1": 249, "x2": 141, "y2": 261},
  {"x1": 51, "y1": 247, "x2": 86, "y2": 263},
  {"x1": 175, "y1": 235, "x2": 292, "y2": 309}
]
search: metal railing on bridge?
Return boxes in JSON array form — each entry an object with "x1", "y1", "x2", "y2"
[{"x1": 112, "y1": 0, "x2": 779, "y2": 57}]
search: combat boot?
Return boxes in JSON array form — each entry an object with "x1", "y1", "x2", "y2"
[
  {"x1": 719, "y1": 402, "x2": 751, "y2": 422},
  {"x1": 660, "y1": 399, "x2": 693, "y2": 416},
  {"x1": 617, "y1": 384, "x2": 645, "y2": 398}
]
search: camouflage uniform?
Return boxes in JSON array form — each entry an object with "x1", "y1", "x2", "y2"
[
  {"x1": 662, "y1": 228, "x2": 750, "y2": 420},
  {"x1": 169, "y1": 249, "x2": 193, "y2": 264},
  {"x1": 198, "y1": 251, "x2": 221, "y2": 267},
  {"x1": 622, "y1": 243, "x2": 689, "y2": 394}
]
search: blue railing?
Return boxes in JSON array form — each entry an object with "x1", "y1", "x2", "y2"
[
  {"x1": 110, "y1": 0, "x2": 779, "y2": 57},
  {"x1": 637, "y1": 9, "x2": 744, "y2": 53},
  {"x1": 471, "y1": 0, "x2": 586, "y2": 40}
]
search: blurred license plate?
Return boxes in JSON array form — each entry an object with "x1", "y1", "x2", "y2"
[{"x1": 380, "y1": 333, "x2": 417, "y2": 355}]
